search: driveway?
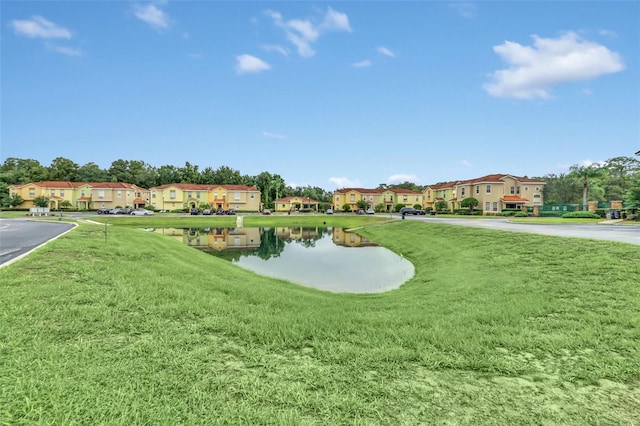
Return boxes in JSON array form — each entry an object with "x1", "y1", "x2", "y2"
[
  {"x1": 0, "y1": 219, "x2": 76, "y2": 267},
  {"x1": 406, "y1": 216, "x2": 640, "y2": 245}
]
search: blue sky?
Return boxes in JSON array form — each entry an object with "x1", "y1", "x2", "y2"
[{"x1": 2, "y1": 1, "x2": 639, "y2": 189}]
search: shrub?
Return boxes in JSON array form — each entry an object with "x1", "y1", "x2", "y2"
[
  {"x1": 562, "y1": 211, "x2": 600, "y2": 219},
  {"x1": 501, "y1": 210, "x2": 516, "y2": 216},
  {"x1": 171, "y1": 209, "x2": 184, "y2": 213},
  {"x1": 395, "y1": 204, "x2": 406, "y2": 212},
  {"x1": 342, "y1": 204, "x2": 351, "y2": 212},
  {"x1": 514, "y1": 212, "x2": 528, "y2": 217}
]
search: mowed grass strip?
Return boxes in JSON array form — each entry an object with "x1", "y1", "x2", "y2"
[{"x1": 1, "y1": 220, "x2": 638, "y2": 424}]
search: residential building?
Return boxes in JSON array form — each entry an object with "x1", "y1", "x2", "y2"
[
  {"x1": 274, "y1": 196, "x2": 320, "y2": 213},
  {"x1": 149, "y1": 183, "x2": 260, "y2": 212},
  {"x1": 7, "y1": 181, "x2": 149, "y2": 210},
  {"x1": 423, "y1": 182, "x2": 456, "y2": 211},
  {"x1": 333, "y1": 188, "x2": 423, "y2": 212},
  {"x1": 423, "y1": 174, "x2": 545, "y2": 214}
]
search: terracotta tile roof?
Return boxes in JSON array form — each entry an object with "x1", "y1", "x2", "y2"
[
  {"x1": 28, "y1": 181, "x2": 86, "y2": 189},
  {"x1": 276, "y1": 196, "x2": 319, "y2": 203},
  {"x1": 150, "y1": 183, "x2": 258, "y2": 191},
  {"x1": 133, "y1": 198, "x2": 146, "y2": 203},
  {"x1": 391, "y1": 188, "x2": 421, "y2": 194},
  {"x1": 460, "y1": 174, "x2": 546, "y2": 185},
  {"x1": 87, "y1": 182, "x2": 138, "y2": 189},
  {"x1": 77, "y1": 197, "x2": 91, "y2": 201},
  {"x1": 427, "y1": 181, "x2": 456, "y2": 190},
  {"x1": 334, "y1": 188, "x2": 382, "y2": 194},
  {"x1": 501, "y1": 195, "x2": 529, "y2": 202}
]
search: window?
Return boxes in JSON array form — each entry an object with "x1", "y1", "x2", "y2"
[
  {"x1": 350, "y1": 195, "x2": 355, "y2": 202},
  {"x1": 235, "y1": 192, "x2": 240, "y2": 200},
  {"x1": 461, "y1": 188, "x2": 466, "y2": 197},
  {"x1": 493, "y1": 202, "x2": 498, "y2": 212},
  {"x1": 214, "y1": 193, "x2": 218, "y2": 199},
  {"x1": 169, "y1": 191, "x2": 176, "y2": 200},
  {"x1": 151, "y1": 191, "x2": 156, "y2": 198},
  {"x1": 485, "y1": 202, "x2": 490, "y2": 211},
  {"x1": 29, "y1": 188, "x2": 35, "y2": 197},
  {"x1": 335, "y1": 195, "x2": 339, "y2": 201},
  {"x1": 403, "y1": 196, "x2": 408, "y2": 201},
  {"x1": 197, "y1": 192, "x2": 201, "y2": 199},
  {"x1": 117, "y1": 191, "x2": 122, "y2": 197},
  {"x1": 187, "y1": 191, "x2": 192, "y2": 198},
  {"x1": 60, "y1": 190, "x2": 64, "y2": 196},
  {"x1": 51, "y1": 190, "x2": 55, "y2": 196},
  {"x1": 510, "y1": 186, "x2": 515, "y2": 195},
  {"x1": 475, "y1": 186, "x2": 479, "y2": 195},
  {"x1": 98, "y1": 190, "x2": 105, "y2": 198},
  {"x1": 486, "y1": 185, "x2": 491, "y2": 194},
  {"x1": 516, "y1": 187, "x2": 520, "y2": 195},
  {"x1": 250, "y1": 194, "x2": 254, "y2": 199},
  {"x1": 524, "y1": 187, "x2": 529, "y2": 191},
  {"x1": 535, "y1": 187, "x2": 540, "y2": 191},
  {"x1": 81, "y1": 190, "x2": 85, "y2": 197}
]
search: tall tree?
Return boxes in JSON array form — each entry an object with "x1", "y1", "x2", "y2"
[
  {"x1": 76, "y1": 162, "x2": 109, "y2": 182},
  {"x1": 48, "y1": 157, "x2": 79, "y2": 181},
  {"x1": 0, "y1": 158, "x2": 48, "y2": 184}
]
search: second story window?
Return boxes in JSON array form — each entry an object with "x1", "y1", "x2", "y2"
[
  {"x1": 486, "y1": 185, "x2": 491, "y2": 194},
  {"x1": 117, "y1": 191, "x2": 122, "y2": 197},
  {"x1": 51, "y1": 190, "x2": 55, "y2": 196},
  {"x1": 510, "y1": 186, "x2": 515, "y2": 195},
  {"x1": 475, "y1": 186, "x2": 479, "y2": 194},
  {"x1": 60, "y1": 190, "x2": 64, "y2": 197},
  {"x1": 29, "y1": 189, "x2": 35, "y2": 197},
  {"x1": 461, "y1": 188, "x2": 466, "y2": 196},
  {"x1": 151, "y1": 191, "x2": 156, "y2": 198},
  {"x1": 98, "y1": 190, "x2": 105, "y2": 198},
  {"x1": 169, "y1": 191, "x2": 176, "y2": 199},
  {"x1": 350, "y1": 195, "x2": 355, "y2": 202}
]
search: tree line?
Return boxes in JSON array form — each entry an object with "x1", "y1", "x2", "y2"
[{"x1": 1, "y1": 155, "x2": 638, "y2": 209}]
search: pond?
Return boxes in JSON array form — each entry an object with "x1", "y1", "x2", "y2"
[{"x1": 152, "y1": 226, "x2": 414, "y2": 293}]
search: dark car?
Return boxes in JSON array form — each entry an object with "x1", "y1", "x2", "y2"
[
  {"x1": 399, "y1": 207, "x2": 424, "y2": 215},
  {"x1": 190, "y1": 208, "x2": 200, "y2": 215},
  {"x1": 202, "y1": 209, "x2": 212, "y2": 215},
  {"x1": 118, "y1": 208, "x2": 132, "y2": 215},
  {"x1": 226, "y1": 209, "x2": 236, "y2": 215},
  {"x1": 215, "y1": 209, "x2": 225, "y2": 215},
  {"x1": 96, "y1": 208, "x2": 110, "y2": 214}
]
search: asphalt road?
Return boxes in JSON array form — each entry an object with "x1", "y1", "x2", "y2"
[
  {"x1": 405, "y1": 215, "x2": 640, "y2": 245},
  {"x1": 0, "y1": 219, "x2": 75, "y2": 267}
]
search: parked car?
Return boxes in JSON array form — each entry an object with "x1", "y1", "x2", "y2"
[
  {"x1": 326, "y1": 208, "x2": 334, "y2": 215},
  {"x1": 399, "y1": 207, "x2": 424, "y2": 215},
  {"x1": 190, "y1": 208, "x2": 200, "y2": 215},
  {"x1": 96, "y1": 208, "x2": 110, "y2": 214},
  {"x1": 262, "y1": 209, "x2": 271, "y2": 215},
  {"x1": 130, "y1": 209, "x2": 154, "y2": 216},
  {"x1": 118, "y1": 208, "x2": 132, "y2": 215},
  {"x1": 215, "y1": 209, "x2": 225, "y2": 215},
  {"x1": 226, "y1": 209, "x2": 236, "y2": 215},
  {"x1": 366, "y1": 208, "x2": 375, "y2": 215},
  {"x1": 109, "y1": 208, "x2": 121, "y2": 214},
  {"x1": 202, "y1": 209, "x2": 212, "y2": 215},
  {"x1": 356, "y1": 209, "x2": 365, "y2": 215}
]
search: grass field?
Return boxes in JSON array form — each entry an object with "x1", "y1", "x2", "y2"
[{"x1": 1, "y1": 218, "x2": 639, "y2": 424}]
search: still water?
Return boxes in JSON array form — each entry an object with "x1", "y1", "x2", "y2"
[{"x1": 153, "y1": 226, "x2": 414, "y2": 293}]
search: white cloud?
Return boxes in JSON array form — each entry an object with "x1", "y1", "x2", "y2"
[
  {"x1": 484, "y1": 32, "x2": 624, "y2": 100},
  {"x1": 378, "y1": 46, "x2": 395, "y2": 57},
  {"x1": 352, "y1": 60, "x2": 372, "y2": 68},
  {"x1": 460, "y1": 160, "x2": 472, "y2": 168},
  {"x1": 11, "y1": 16, "x2": 72, "y2": 39},
  {"x1": 329, "y1": 177, "x2": 361, "y2": 188},
  {"x1": 46, "y1": 43, "x2": 82, "y2": 57},
  {"x1": 265, "y1": 7, "x2": 351, "y2": 58},
  {"x1": 450, "y1": 2, "x2": 478, "y2": 19},
  {"x1": 320, "y1": 7, "x2": 352, "y2": 32},
  {"x1": 262, "y1": 44, "x2": 289, "y2": 56},
  {"x1": 235, "y1": 54, "x2": 270, "y2": 74},
  {"x1": 387, "y1": 174, "x2": 420, "y2": 184},
  {"x1": 134, "y1": 4, "x2": 169, "y2": 29},
  {"x1": 262, "y1": 131, "x2": 287, "y2": 140}
]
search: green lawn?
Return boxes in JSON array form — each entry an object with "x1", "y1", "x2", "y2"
[{"x1": 1, "y1": 219, "x2": 638, "y2": 424}]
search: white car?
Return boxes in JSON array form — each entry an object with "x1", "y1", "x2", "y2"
[{"x1": 130, "y1": 209, "x2": 154, "y2": 216}]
